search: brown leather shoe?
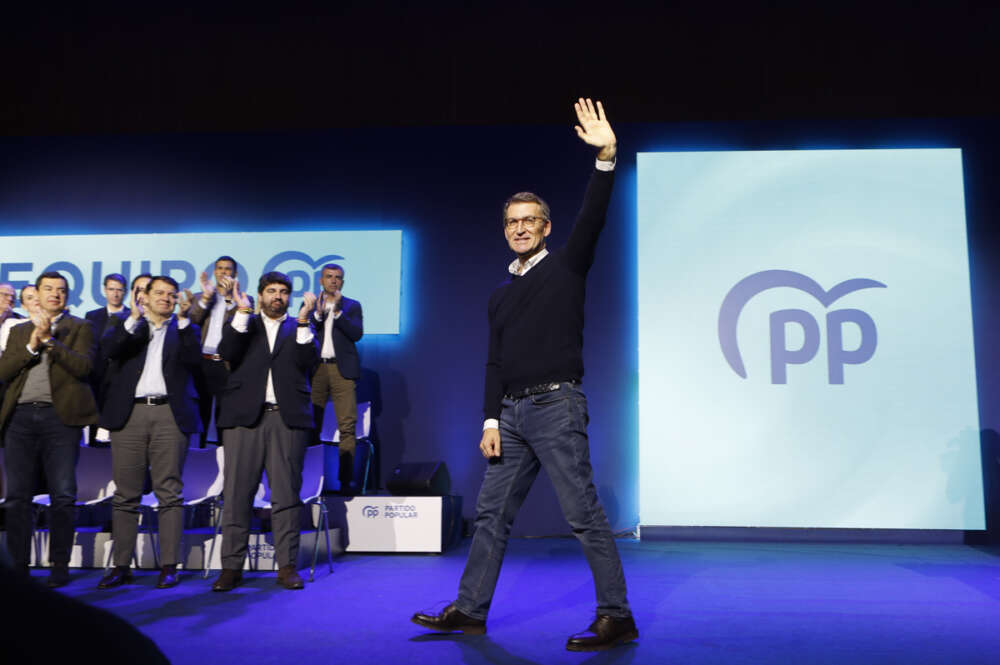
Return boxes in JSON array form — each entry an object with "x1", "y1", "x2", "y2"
[
  {"x1": 276, "y1": 564, "x2": 304, "y2": 590},
  {"x1": 566, "y1": 615, "x2": 638, "y2": 651},
  {"x1": 97, "y1": 566, "x2": 134, "y2": 589},
  {"x1": 411, "y1": 603, "x2": 486, "y2": 635},
  {"x1": 211, "y1": 568, "x2": 243, "y2": 592},
  {"x1": 47, "y1": 564, "x2": 71, "y2": 588},
  {"x1": 156, "y1": 565, "x2": 180, "y2": 589}
]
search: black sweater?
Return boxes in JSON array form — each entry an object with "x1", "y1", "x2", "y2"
[{"x1": 483, "y1": 167, "x2": 614, "y2": 420}]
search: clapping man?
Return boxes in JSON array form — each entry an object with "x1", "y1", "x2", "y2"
[
  {"x1": 97, "y1": 277, "x2": 202, "y2": 589},
  {"x1": 189, "y1": 256, "x2": 251, "y2": 443},
  {"x1": 0, "y1": 272, "x2": 98, "y2": 587},
  {"x1": 310, "y1": 264, "x2": 363, "y2": 491},
  {"x1": 211, "y1": 273, "x2": 318, "y2": 591}
]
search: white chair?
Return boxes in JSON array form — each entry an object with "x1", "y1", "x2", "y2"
[
  {"x1": 249, "y1": 445, "x2": 332, "y2": 582},
  {"x1": 105, "y1": 445, "x2": 223, "y2": 574},
  {"x1": 32, "y1": 443, "x2": 115, "y2": 566}
]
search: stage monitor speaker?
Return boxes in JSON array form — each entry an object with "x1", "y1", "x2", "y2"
[{"x1": 387, "y1": 461, "x2": 450, "y2": 496}]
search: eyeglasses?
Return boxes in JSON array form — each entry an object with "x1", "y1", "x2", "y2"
[
  {"x1": 0, "y1": 292, "x2": 14, "y2": 300},
  {"x1": 503, "y1": 215, "x2": 548, "y2": 231}
]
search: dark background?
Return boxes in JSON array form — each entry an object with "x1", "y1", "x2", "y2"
[{"x1": 1, "y1": 2, "x2": 998, "y2": 536}]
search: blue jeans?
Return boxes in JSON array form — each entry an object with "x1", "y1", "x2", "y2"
[
  {"x1": 3, "y1": 404, "x2": 81, "y2": 568},
  {"x1": 456, "y1": 382, "x2": 630, "y2": 620}
]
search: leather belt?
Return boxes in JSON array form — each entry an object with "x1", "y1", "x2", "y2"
[
  {"x1": 134, "y1": 396, "x2": 169, "y2": 405},
  {"x1": 18, "y1": 402, "x2": 52, "y2": 408},
  {"x1": 263, "y1": 403, "x2": 280, "y2": 412},
  {"x1": 504, "y1": 381, "x2": 577, "y2": 400},
  {"x1": 320, "y1": 357, "x2": 337, "y2": 364},
  {"x1": 202, "y1": 353, "x2": 223, "y2": 361}
]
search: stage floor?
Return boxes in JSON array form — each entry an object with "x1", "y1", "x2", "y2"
[{"x1": 41, "y1": 537, "x2": 1000, "y2": 664}]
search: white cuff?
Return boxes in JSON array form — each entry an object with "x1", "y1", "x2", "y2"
[
  {"x1": 231, "y1": 311, "x2": 250, "y2": 333},
  {"x1": 177, "y1": 317, "x2": 191, "y2": 330},
  {"x1": 595, "y1": 157, "x2": 616, "y2": 172},
  {"x1": 483, "y1": 418, "x2": 499, "y2": 431},
  {"x1": 296, "y1": 327, "x2": 314, "y2": 344},
  {"x1": 124, "y1": 317, "x2": 139, "y2": 334}
]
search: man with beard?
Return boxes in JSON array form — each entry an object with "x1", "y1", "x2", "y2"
[
  {"x1": 0, "y1": 272, "x2": 98, "y2": 587},
  {"x1": 211, "y1": 272, "x2": 319, "y2": 591}
]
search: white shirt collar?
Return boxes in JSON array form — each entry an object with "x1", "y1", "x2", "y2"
[
  {"x1": 508, "y1": 248, "x2": 549, "y2": 276},
  {"x1": 262, "y1": 312, "x2": 288, "y2": 326}
]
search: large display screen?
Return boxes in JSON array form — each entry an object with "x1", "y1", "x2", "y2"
[
  {"x1": 1, "y1": 230, "x2": 402, "y2": 334},
  {"x1": 637, "y1": 149, "x2": 983, "y2": 529}
]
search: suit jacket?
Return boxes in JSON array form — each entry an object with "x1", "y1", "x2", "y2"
[
  {"x1": 85, "y1": 306, "x2": 131, "y2": 337},
  {"x1": 216, "y1": 314, "x2": 319, "y2": 430},
  {"x1": 189, "y1": 291, "x2": 254, "y2": 347},
  {"x1": 0, "y1": 313, "x2": 98, "y2": 431},
  {"x1": 0, "y1": 312, "x2": 25, "y2": 405},
  {"x1": 85, "y1": 306, "x2": 130, "y2": 404},
  {"x1": 99, "y1": 316, "x2": 204, "y2": 435},
  {"x1": 314, "y1": 296, "x2": 363, "y2": 380}
]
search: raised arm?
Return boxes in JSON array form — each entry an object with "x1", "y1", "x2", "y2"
[
  {"x1": 218, "y1": 282, "x2": 253, "y2": 368},
  {"x1": 188, "y1": 273, "x2": 215, "y2": 326},
  {"x1": 565, "y1": 98, "x2": 617, "y2": 274}
]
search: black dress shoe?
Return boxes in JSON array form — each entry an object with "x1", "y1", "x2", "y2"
[
  {"x1": 276, "y1": 565, "x2": 304, "y2": 590},
  {"x1": 566, "y1": 615, "x2": 639, "y2": 651},
  {"x1": 97, "y1": 566, "x2": 134, "y2": 590},
  {"x1": 156, "y1": 565, "x2": 180, "y2": 589},
  {"x1": 47, "y1": 564, "x2": 71, "y2": 588},
  {"x1": 211, "y1": 568, "x2": 243, "y2": 592},
  {"x1": 411, "y1": 603, "x2": 486, "y2": 635}
]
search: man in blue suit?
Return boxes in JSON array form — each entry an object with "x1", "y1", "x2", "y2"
[
  {"x1": 310, "y1": 263, "x2": 363, "y2": 492},
  {"x1": 212, "y1": 271, "x2": 319, "y2": 592},
  {"x1": 96, "y1": 276, "x2": 202, "y2": 589}
]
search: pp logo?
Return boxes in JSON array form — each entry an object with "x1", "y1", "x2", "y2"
[
  {"x1": 263, "y1": 251, "x2": 346, "y2": 297},
  {"x1": 362, "y1": 505, "x2": 380, "y2": 518},
  {"x1": 718, "y1": 270, "x2": 886, "y2": 384}
]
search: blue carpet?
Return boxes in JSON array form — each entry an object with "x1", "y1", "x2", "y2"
[{"x1": 41, "y1": 538, "x2": 1000, "y2": 664}]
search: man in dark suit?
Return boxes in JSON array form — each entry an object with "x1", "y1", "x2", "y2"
[
  {"x1": 211, "y1": 271, "x2": 318, "y2": 592},
  {"x1": 0, "y1": 271, "x2": 98, "y2": 587},
  {"x1": 85, "y1": 273, "x2": 130, "y2": 443},
  {"x1": 310, "y1": 263, "x2": 363, "y2": 491},
  {"x1": 84, "y1": 273, "x2": 129, "y2": 337},
  {"x1": 96, "y1": 276, "x2": 202, "y2": 590},
  {"x1": 189, "y1": 255, "x2": 252, "y2": 444}
]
